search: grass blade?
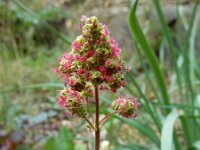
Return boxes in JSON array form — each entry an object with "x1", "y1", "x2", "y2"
[
  {"x1": 180, "y1": 116, "x2": 193, "y2": 147},
  {"x1": 128, "y1": 0, "x2": 170, "y2": 112},
  {"x1": 153, "y1": 0, "x2": 183, "y2": 100},
  {"x1": 182, "y1": 2, "x2": 198, "y2": 111},
  {"x1": 161, "y1": 110, "x2": 182, "y2": 150},
  {"x1": 126, "y1": 73, "x2": 162, "y2": 130},
  {"x1": 116, "y1": 116, "x2": 160, "y2": 146}
]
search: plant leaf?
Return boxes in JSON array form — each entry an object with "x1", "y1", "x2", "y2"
[
  {"x1": 128, "y1": 0, "x2": 171, "y2": 112},
  {"x1": 44, "y1": 137, "x2": 56, "y2": 150},
  {"x1": 161, "y1": 110, "x2": 182, "y2": 150}
]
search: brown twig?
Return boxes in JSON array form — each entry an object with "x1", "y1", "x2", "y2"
[
  {"x1": 83, "y1": 116, "x2": 96, "y2": 131},
  {"x1": 99, "y1": 111, "x2": 117, "y2": 128}
]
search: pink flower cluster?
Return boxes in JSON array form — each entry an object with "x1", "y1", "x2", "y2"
[
  {"x1": 56, "y1": 16, "x2": 128, "y2": 92},
  {"x1": 58, "y1": 89, "x2": 87, "y2": 117},
  {"x1": 55, "y1": 16, "x2": 138, "y2": 118},
  {"x1": 112, "y1": 96, "x2": 140, "y2": 118}
]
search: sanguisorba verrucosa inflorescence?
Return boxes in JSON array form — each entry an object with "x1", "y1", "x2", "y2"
[{"x1": 55, "y1": 15, "x2": 140, "y2": 150}]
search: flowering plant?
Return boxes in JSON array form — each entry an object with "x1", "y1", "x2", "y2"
[{"x1": 55, "y1": 16, "x2": 140, "y2": 150}]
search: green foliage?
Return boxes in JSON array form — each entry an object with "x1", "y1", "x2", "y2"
[
  {"x1": 114, "y1": 145, "x2": 147, "y2": 150},
  {"x1": 17, "y1": 145, "x2": 30, "y2": 150},
  {"x1": 45, "y1": 126, "x2": 75, "y2": 150},
  {"x1": 126, "y1": 0, "x2": 200, "y2": 150},
  {"x1": 0, "y1": 0, "x2": 70, "y2": 57},
  {"x1": 161, "y1": 110, "x2": 182, "y2": 150},
  {"x1": 129, "y1": 0, "x2": 170, "y2": 111}
]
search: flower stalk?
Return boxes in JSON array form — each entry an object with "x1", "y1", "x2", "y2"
[
  {"x1": 99, "y1": 111, "x2": 117, "y2": 129},
  {"x1": 83, "y1": 116, "x2": 96, "y2": 131},
  {"x1": 86, "y1": 97, "x2": 95, "y2": 123},
  {"x1": 94, "y1": 85, "x2": 100, "y2": 150}
]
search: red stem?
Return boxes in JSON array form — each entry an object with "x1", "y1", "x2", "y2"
[{"x1": 94, "y1": 85, "x2": 100, "y2": 150}]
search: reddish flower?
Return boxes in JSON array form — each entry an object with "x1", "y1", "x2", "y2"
[
  {"x1": 112, "y1": 96, "x2": 140, "y2": 118},
  {"x1": 105, "y1": 59, "x2": 112, "y2": 67},
  {"x1": 58, "y1": 96, "x2": 66, "y2": 108},
  {"x1": 102, "y1": 25, "x2": 110, "y2": 36},
  {"x1": 96, "y1": 40, "x2": 101, "y2": 45},
  {"x1": 81, "y1": 15, "x2": 87, "y2": 22},
  {"x1": 126, "y1": 66, "x2": 131, "y2": 72},
  {"x1": 72, "y1": 41, "x2": 83, "y2": 51},
  {"x1": 85, "y1": 72, "x2": 91, "y2": 81},
  {"x1": 86, "y1": 50, "x2": 95, "y2": 57}
]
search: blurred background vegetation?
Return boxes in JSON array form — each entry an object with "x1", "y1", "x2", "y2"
[{"x1": 0, "y1": 0, "x2": 200, "y2": 150}]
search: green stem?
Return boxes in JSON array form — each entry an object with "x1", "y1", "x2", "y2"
[{"x1": 94, "y1": 85, "x2": 100, "y2": 150}]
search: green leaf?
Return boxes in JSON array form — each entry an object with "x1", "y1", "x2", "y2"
[
  {"x1": 128, "y1": 0, "x2": 171, "y2": 112},
  {"x1": 57, "y1": 126, "x2": 75, "y2": 150},
  {"x1": 153, "y1": 0, "x2": 183, "y2": 100},
  {"x1": 17, "y1": 145, "x2": 30, "y2": 150},
  {"x1": 126, "y1": 72, "x2": 162, "y2": 131},
  {"x1": 117, "y1": 116, "x2": 160, "y2": 146},
  {"x1": 114, "y1": 144, "x2": 147, "y2": 150},
  {"x1": 45, "y1": 137, "x2": 56, "y2": 150},
  {"x1": 192, "y1": 141, "x2": 200, "y2": 149},
  {"x1": 44, "y1": 127, "x2": 75, "y2": 150},
  {"x1": 161, "y1": 110, "x2": 182, "y2": 150}
]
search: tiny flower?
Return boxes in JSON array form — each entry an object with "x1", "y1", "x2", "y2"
[
  {"x1": 85, "y1": 72, "x2": 91, "y2": 81},
  {"x1": 68, "y1": 77, "x2": 86, "y2": 92},
  {"x1": 72, "y1": 41, "x2": 82, "y2": 51},
  {"x1": 102, "y1": 25, "x2": 110, "y2": 36},
  {"x1": 105, "y1": 59, "x2": 112, "y2": 67},
  {"x1": 75, "y1": 55, "x2": 87, "y2": 63},
  {"x1": 98, "y1": 66, "x2": 106, "y2": 74},
  {"x1": 86, "y1": 50, "x2": 96, "y2": 57},
  {"x1": 99, "y1": 85, "x2": 109, "y2": 91},
  {"x1": 77, "y1": 69, "x2": 86, "y2": 76},
  {"x1": 112, "y1": 96, "x2": 140, "y2": 118},
  {"x1": 58, "y1": 95, "x2": 66, "y2": 108},
  {"x1": 81, "y1": 15, "x2": 87, "y2": 22},
  {"x1": 68, "y1": 77, "x2": 76, "y2": 87},
  {"x1": 126, "y1": 66, "x2": 131, "y2": 72},
  {"x1": 108, "y1": 77, "x2": 114, "y2": 84},
  {"x1": 80, "y1": 82, "x2": 94, "y2": 97},
  {"x1": 96, "y1": 40, "x2": 101, "y2": 45},
  {"x1": 79, "y1": 24, "x2": 83, "y2": 30},
  {"x1": 53, "y1": 68, "x2": 59, "y2": 74}
]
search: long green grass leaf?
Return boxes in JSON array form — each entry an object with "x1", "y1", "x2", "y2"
[
  {"x1": 126, "y1": 73, "x2": 162, "y2": 130},
  {"x1": 161, "y1": 110, "x2": 182, "y2": 150},
  {"x1": 128, "y1": 0, "x2": 170, "y2": 111},
  {"x1": 136, "y1": 47, "x2": 161, "y2": 102},
  {"x1": 153, "y1": 0, "x2": 183, "y2": 100},
  {"x1": 116, "y1": 116, "x2": 160, "y2": 146},
  {"x1": 182, "y1": 2, "x2": 198, "y2": 111},
  {"x1": 180, "y1": 116, "x2": 193, "y2": 147}
]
